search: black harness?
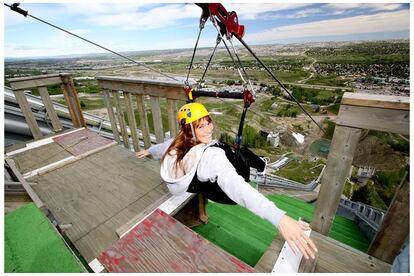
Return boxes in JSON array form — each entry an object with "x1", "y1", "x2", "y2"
[{"x1": 186, "y1": 142, "x2": 254, "y2": 205}]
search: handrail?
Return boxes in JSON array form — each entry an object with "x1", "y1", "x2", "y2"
[
  {"x1": 7, "y1": 73, "x2": 85, "y2": 139},
  {"x1": 96, "y1": 76, "x2": 183, "y2": 150}
]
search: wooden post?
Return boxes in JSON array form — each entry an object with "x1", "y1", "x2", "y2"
[
  {"x1": 167, "y1": 98, "x2": 178, "y2": 138},
  {"x1": 150, "y1": 96, "x2": 164, "y2": 143},
  {"x1": 124, "y1": 92, "x2": 141, "y2": 152},
  {"x1": 113, "y1": 91, "x2": 130, "y2": 149},
  {"x1": 13, "y1": 90, "x2": 43, "y2": 139},
  {"x1": 135, "y1": 95, "x2": 151, "y2": 149},
  {"x1": 38, "y1": 86, "x2": 63, "y2": 132},
  {"x1": 102, "y1": 90, "x2": 120, "y2": 143},
  {"x1": 311, "y1": 126, "x2": 361, "y2": 235},
  {"x1": 60, "y1": 74, "x2": 86, "y2": 127},
  {"x1": 368, "y1": 171, "x2": 409, "y2": 264}
]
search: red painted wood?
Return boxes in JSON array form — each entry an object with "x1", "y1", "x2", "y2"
[
  {"x1": 97, "y1": 209, "x2": 255, "y2": 273},
  {"x1": 53, "y1": 128, "x2": 112, "y2": 156}
]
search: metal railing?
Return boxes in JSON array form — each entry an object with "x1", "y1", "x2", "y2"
[{"x1": 339, "y1": 198, "x2": 386, "y2": 231}]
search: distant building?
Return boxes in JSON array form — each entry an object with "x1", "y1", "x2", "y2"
[
  {"x1": 266, "y1": 132, "x2": 280, "y2": 147},
  {"x1": 357, "y1": 166, "x2": 376, "y2": 184}
]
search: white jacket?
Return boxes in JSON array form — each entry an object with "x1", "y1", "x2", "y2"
[{"x1": 160, "y1": 140, "x2": 286, "y2": 228}]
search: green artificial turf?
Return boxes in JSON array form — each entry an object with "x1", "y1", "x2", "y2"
[
  {"x1": 193, "y1": 194, "x2": 370, "y2": 267},
  {"x1": 4, "y1": 203, "x2": 84, "y2": 272}
]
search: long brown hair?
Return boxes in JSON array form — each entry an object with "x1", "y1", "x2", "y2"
[{"x1": 161, "y1": 116, "x2": 212, "y2": 169}]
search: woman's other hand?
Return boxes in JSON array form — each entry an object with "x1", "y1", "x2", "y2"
[
  {"x1": 136, "y1": 149, "x2": 150, "y2": 158},
  {"x1": 277, "y1": 215, "x2": 318, "y2": 260}
]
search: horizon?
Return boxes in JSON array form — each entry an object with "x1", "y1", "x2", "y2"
[
  {"x1": 4, "y1": 2, "x2": 410, "y2": 59},
  {"x1": 4, "y1": 38, "x2": 410, "y2": 61}
]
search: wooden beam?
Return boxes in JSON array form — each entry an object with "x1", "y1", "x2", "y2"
[
  {"x1": 124, "y1": 92, "x2": 141, "y2": 152},
  {"x1": 311, "y1": 126, "x2": 361, "y2": 235},
  {"x1": 368, "y1": 171, "x2": 409, "y2": 264},
  {"x1": 8, "y1": 74, "x2": 62, "y2": 90},
  {"x1": 61, "y1": 82, "x2": 80, "y2": 128},
  {"x1": 60, "y1": 74, "x2": 86, "y2": 127},
  {"x1": 36, "y1": 141, "x2": 117, "y2": 177},
  {"x1": 5, "y1": 158, "x2": 44, "y2": 208},
  {"x1": 255, "y1": 230, "x2": 390, "y2": 273},
  {"x1": 13, "y1": 90, "x2": 43, "y2": 139},
  {"x1": 336, "y1": 105, "x2": 409, "y2": 135},
  {"x1": 102, "y1": 91, "x2": 120, "y2": 143},
  {"x1": 96, "y1": 78, "x2": 187, "y2": 100},
  {"x1": 113, "y1": 91, "x2": 130, "y2": 149},
  {"x1": 150, "y1": 96, "x2": 164, "y2": 143},
  {"x1": 38, "y1": 86, "x2": 63, "y2": 132},
  {"x1": 341, "y1": 92, "x2": 409, "y2": 110},
  {"x1": 167, "y1": 98, "x2": 178, "y2": 138},
  {"x1": 135, "y1": 95, "x2": 151, "y2": 149}
]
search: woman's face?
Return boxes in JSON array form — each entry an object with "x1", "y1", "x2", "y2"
[{"x1": 194, "y1": 117, "x2": 214, "y2": 144}]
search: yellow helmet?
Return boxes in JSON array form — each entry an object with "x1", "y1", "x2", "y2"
[{"x1": 177, "y1": 102, "x2": 209, "y2": 125}]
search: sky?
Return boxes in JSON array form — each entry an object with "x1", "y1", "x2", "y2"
[{"x1": 3, "y1": 1, "x2": 411, "y2": 58}]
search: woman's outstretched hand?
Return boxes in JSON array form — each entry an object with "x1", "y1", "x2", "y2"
[
  {"x1": 136, "y1": 149, "x2": 150, "y2": 158},
  {"x1": 277, "y1": 215, "x2": 318, "y2": 260}
]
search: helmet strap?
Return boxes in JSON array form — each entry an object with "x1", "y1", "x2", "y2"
[{"x1": 189, "y1": 123, "x2": 197, "y2": 143}]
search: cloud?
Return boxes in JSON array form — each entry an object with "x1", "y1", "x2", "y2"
[
  {"x1": 68, "y1": 3, "x2": 200, "y2": 30},
  {"x1": 225, "y1": 3, "x2": 313, "y2": 20},
  {"x1": 246, "y1": 10, "x2": 409, "y2": 43},
  {"x1": 325, "y1": 3, "x2": 403, "y2": 12}
]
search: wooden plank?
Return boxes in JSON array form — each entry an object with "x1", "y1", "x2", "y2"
[
  {"x1": 13, "y1": 89, "x2": 43, "y2": 139},
  {"x1": 167, "y1": 98, "x2": 178, "y2": 138},
  {"x1": 135, "y1": 95, "x2": 151, "y2": 149},
  {"x1": 35, "y1": 142, "x2": 116, "y2": 178},
  {"x1": 117, "y1": 192, "x2": 195, "y2": 238},
  {"x1": 311, "y1": 126, "x2": 361, "y2": 235},
  {"x1": 368, "y1": 172, "x2": 409, "y2": 264},
  {"x1": 8, "y1": 74, "x2": 62, "y2": 90},
  {"x1": 255, "y1": 230, "x2": 390, "y2": 273},
  {"x1": 73, "y1": 182, "x2": 168, "y2": 263},
  {"x1": 298, "y1": 256, "x2": 317, "y2": 273},
  {"x1": 5, "y1": 158, "x2": 44, "y2": 208},
  {"x1": 113, "y1": 91, "x2": 130, "y2": 149},
  {"x1": 97, "y1": 209, "x2": 256, "y2": 273},
  {"x1": 52, "y1": 128, "x2": 113, "y2": 156},
  {"x1": 124, "y1": 92, "x2": 141, "y2": 152},
  {"x1": 38, "y1": 86, "x2": 63, "y2": 132},
  {"x1": 9, "y1": 142, "x2": 72, "y2": 175},
  {"x1": 6, "y1": 128, "x2": 84, "y2": 156},
  {"x1": 116, "y1": 193, "x2": 172, "y2": 238},
  {"x1": 61, "y1": 74, "x2": 86, "y2": 127},
  {"x1": 150, "y1": 96, "x2": 164, "y2": 143},
  {"x1": 341, "y1": 92, "x2": 409, "y2": 110},
  {"x1": 96, "y1": 77, "x2": 187, "y2": 100},
  {"x1": 28, "y1": 145, "x2": 163, "y2": 242},
  {"x1": 61, "y1": 82, "x2": 80, "y2": 128},
  {"x1": 102, "y1": 90, "x2": 120, "y2": 143},
  {"x1": 336, "y1": 104, "x2": 409, "y2": 135}
]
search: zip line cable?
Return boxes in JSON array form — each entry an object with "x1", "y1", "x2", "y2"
[{"x1": 4, "y1": 3, "x2": 179, "y2": 82}]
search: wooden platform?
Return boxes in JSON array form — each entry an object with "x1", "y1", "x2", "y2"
[
  {"x1": 255, "y1": 230, "x2": 391, "y2": 273},
  {"x1": 98, "y1": 209, "x2": 255, "y2": 273},
  {"x1": 6, "y1": 128, "x2": 170, "y2": 262}
]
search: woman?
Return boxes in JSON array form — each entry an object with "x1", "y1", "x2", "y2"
[{"x1": 138, "y1": 102, "x2": 317, "y2": 259}]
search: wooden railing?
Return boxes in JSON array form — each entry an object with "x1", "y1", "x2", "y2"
[
  {"x1": 311, "y1": 92, "x2": 409, "y2": 264},
  {"x1": 96, "y1": 76, "x2": 186, "y2": 151},
  {"x1": 8, "y1": 73, "x2": 85, "y2": 139}
]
